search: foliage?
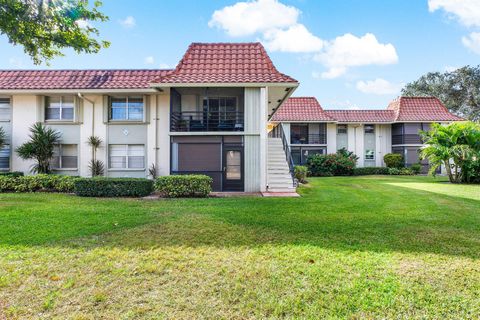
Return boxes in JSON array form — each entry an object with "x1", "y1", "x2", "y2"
[
  {"x1": 74, "y1": 177, "x2": 154, "y2": 197},
  {"x1": 155, "y1": 175, "x2": 212, "y2": 198},
  {"x1": 88, "y1": 159, "x2": 104, "y2": 177},
  {"x1": 353, "y1": 167, "x2": 390, "y2": 176},
  {"x1": 87, "y1": 135, "x2": 103, "y2": 177},
  {"x1": 337, "y1": 147, "x2": 359, "y2": 163},
  {"x1": 307, "y1": 153, "x2": 356, "y2": 177},
  {"x1": 420, "y1": 121, "x2": 480, "y2": 183},
  {"x1": 0, "y1": 174, "x2": 77, "y2": 193},
  {"x1": 149, "y1": 163, "x2": 157, "y2": 180},
  {"x1": 0, "y1": 0, "x2": 110, "y2": 65},
  {"x1": 384, "y1": 153, "x2": 404, "y2": 169},
  {"x1": 402, "y1": 66, "x2": 480, "y2": 121},
  {"x1": 0, "y1": 126, "x2": 6, "y2": 150},
  {"x1": 15, "y1": 123, "x2": 61, "y2": 174},
  {"x1": 410, "y1": 163, "x2": 422, "y2": 175},
  {"x1": 388, "y1": 168, "x2": 414, "y2": 176},
  {"x1": 294, "y1": 165, "x2": 308, "y2": 183},
  {"x1": 0, "y1": 171, "x2": 23, "y2": 177}
]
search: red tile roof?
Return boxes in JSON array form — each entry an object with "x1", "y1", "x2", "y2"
[
  {"x1": 388, "y1": 97, "x2": 464, "y2": 121},
  {"x1": 324, "y1": 110, "x2": 395, "y2": 123},
  {"x1": 270, "y1": 97, "x2": 335, "y2": 121},
  {"x1": 0, "y1": 69, "x2": 173, "y2": 90},
  {"x1": 272, "y1": 96, "x2": 464, "y2": 123},
  {"x1": 154, "y1": 43, "x2": 298, "y2": 84}
]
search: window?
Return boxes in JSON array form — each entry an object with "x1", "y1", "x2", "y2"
[
  {"x1": 290, "y1": 124, "x2": 309, "y2": 144},
  {"x1": 52, "y1": 144, "x2": 78, "y2": 169},
  {"x1": 45, "y1": 96, "x2": 74, "y2": 121},
  {"x1": 0, "y1": 145, "x2": 10, "y2": 169},
  {"x1": 364, "y1": 124, "x2": 375, "y2": 134},
  {"x1": 109, "y1": 96, "x2": 144, "y2": 121},
  {"x1": 337, "y1": 124, "x2": 347, "y2": 134},
  {"x1": 0, "y1": 98, "x2": 11, "y2": 121},
  {"x1": 109, "y1": 145, "x2": 145, "y2": 169},
  {"x1": 202, "y1": 97, "x2": 238, "y2": 130},
  {"x1": 365, "y1": 149, "x2": 375, "y2": 160}
]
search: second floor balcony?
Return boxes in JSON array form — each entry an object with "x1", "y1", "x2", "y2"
[
  {"x1": 392, "y1": 134, "x2": 423, "y2": 145},
  {"x1": 171, "y1": 111, "x2": 244, "y2": 132},
  {"x1": 290, "y1": 133, "x2": 327, "y2": 145}
]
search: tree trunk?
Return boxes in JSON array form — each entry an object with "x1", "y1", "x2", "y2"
[{"x1": 444, "y1": 160, "x2": 455, "y2": 183}]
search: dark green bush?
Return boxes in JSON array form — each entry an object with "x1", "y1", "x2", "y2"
[
  {"x1": 0, "y1": 171, "x2": 24, "y2": 177},
  {"x1": 155, "y1": 175, "x2": 212, "y2": 198},
  {"x1": 0, "y1": 174, "x2": 77, "y2": 193},
  {"x1": 410, "y1": 163, "x2": 422, "y2": 175},
  {"x1": 384, "y1": 153, "x2": 404, "y2": 168},
  {"x1": 74, "y1": 178, "x2": 154, "y2": 197},
  {"x1": 388, "y1": 168, "x2": 414, "y2": 176},
  {"x1": 294, "y1": 165, "x2": 308, "y2": 183},
  {"x1": 307, "y1": 153, "x2": 356, "y2": 177},
  {"x1": 353, "y1": 167, "x2": 390, "y2": 176}
]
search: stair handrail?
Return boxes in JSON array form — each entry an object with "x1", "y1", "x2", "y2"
[{"x1": 270, "y1": 123, "x2": 297, "y2": 187}]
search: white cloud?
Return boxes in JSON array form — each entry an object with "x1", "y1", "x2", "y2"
[
  {"x1": 428, "y1": 0, "x2": 480, "y2": 27},
  {"x1": 209, "y1": 0, "x2": 299, "y2": 37},
  {"x1": 75, "y1": 19, "x2": 91, "y2": 29},
  {"x1": 159, "y1": 63, "x2": 171, "y2": 69},
  {"x1": 9, "y1": 57, "x2": 25, "y2": 68},
  {"x1": 144, "y1": 56, "x2": 155, "y2": 65},
  {"x1": 314, "y1": 33, "x2": 398, "y2": 79},
  {"x1": 119, "y1": 16, "x2": 136, "y2": 28},
  {"x1": 462, "y1": 32, "x2": 480, "y2": 54},
  {"x1": 444, "y1": 65, "x2": 459, "y2": 72},
  {"x1": 356, "y1": 78, "x2": 403, "y2": 95},
  {"x1": 263, "y1": 24, "x2": 323, "y2": 52}
]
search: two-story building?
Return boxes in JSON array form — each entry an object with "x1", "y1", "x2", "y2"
[
  {"x1": 270, "y1": 96, "x2": 464, "y2": 172},
  {"x1": 0, "y1": 43, "x2": 299, "y2": 192}
]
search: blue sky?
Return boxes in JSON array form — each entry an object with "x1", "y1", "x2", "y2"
[{"x1": 1, "y1": 0, "x2": 479, "y2": 110}]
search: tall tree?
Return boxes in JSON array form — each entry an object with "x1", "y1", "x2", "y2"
[
  {"x1": 0, "y1": 0, "x2": 109, "y2": 64},
  {"x1": 402, "y1": 66, "x2": 480, "y2": 121}
]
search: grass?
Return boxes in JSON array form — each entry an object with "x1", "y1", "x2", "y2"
[{"x1": 0, "y1": 175, "x2": 479, "y2": 319}]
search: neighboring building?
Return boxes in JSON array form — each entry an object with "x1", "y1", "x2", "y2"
[
  {"x1": 270, "y1": 96, "x2": 463, "y2": 172},
  {"x1": 0, "y1": 43, "x2": 298, "y2": 192}
]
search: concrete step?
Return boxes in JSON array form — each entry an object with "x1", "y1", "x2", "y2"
[{"x1": 267, "y1": 187, "x2": 296, "y2": 192}]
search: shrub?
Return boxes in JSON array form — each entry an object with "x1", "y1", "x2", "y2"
[
  {"x1": 74, "y1": 178, "x2": 154, "y2": 197},
  {"x1": 388, "y1": 168, "x2": 414, "y2": 176},
  {"x1": 410, "y1": 163, "x2": 422, "y2": 175},
  {"x1": 307, "y1": 153, "x2": 356, "y2": 177},
  {"x1": 384, "y1": 153, "x2": 404, "y2": 168},
  {"x1": 294, "y1": 166, "x2": 308, "y2": 183},
  {"x1": 353, "y1": 167, "x2": 390, "y2": 176},
  {"x1": 336, "y1": 148, "x2": 359, "y2": 162},
  {"x1": 0, "y1": 171, "x2": 24, "y2": 177},
  {"x1": 155, "y1": 175, "x2": 212, "y2": 198},
  {"x1": 0, "y1": 174, "x2": 77, "y2": 193}
]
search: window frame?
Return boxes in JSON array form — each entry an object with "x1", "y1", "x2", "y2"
[
  {"x1": 0, "y1": 97, "x2": 11, "y2": 122},
  {"x1": 0, "y1": 144, "x2": 10, "y2": 170},
  {"x1": 337, "y1": 124, "x2": 348, "y2": 134},
  {"x1": 45, "y1": 96, "x2": 75, "y2": 122},
  {"x1": 108, "y1": 96, "x2": 145, "y2": 122},
  {"x1": 364, "y1": 124, "x2": 375, "y2": 134},
  {"x1": 52, "y1": 144, "x2": 78, "y2": 170},
  {"x1": 108, "y1": 144, "x2": 145, "y2": 170}
]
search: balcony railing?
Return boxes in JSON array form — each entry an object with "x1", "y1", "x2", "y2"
[
  {"x1": 171, "y1": 111, "x2": 244, "y2": 132},
  {"x1": 392, "y1": 134, "x2": 423, "y2": 145},
  {"x1": 290, "y1": 134, "x2": 327, "y2": 145}
]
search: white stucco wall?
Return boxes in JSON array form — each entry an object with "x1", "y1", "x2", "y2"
[{"x1": 11, "y1": 95, "x2": 38, "y2": 173}]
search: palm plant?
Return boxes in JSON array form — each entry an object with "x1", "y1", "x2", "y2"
[
  {"x1": 87, "y1": 135, "x2": 104, "y2": 177},
  {"x1": 0, "y1": 126, "x2": 6, "y2": 150},
  {"x1": 16, "y1": 122, "x2": 61, "y2": 174},
  {"x1": 420, "y1": 122, "x2": 480, "y2": 183}
]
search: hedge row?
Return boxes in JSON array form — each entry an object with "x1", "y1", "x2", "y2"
[
  {"x1": 0, "y1": 171, "x2": 24, "y2": 177},
  {"x1": 0, "y1": 174, "x2": 77, "y2": 193},
  {"x1": 353, "y1": 167, "x2": 390, "y2": 176},
  {"x1": 155, "y1": 175, "x2": 212, "y2": 198},
  {"x1": 74, "y1": 178, "x2": 154, "y2": 197}
]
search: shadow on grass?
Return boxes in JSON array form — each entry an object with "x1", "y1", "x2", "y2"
[{"x1": 1, "y1": 176, "x2": 479, "y2": 259}]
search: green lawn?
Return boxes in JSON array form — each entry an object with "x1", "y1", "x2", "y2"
[{"x1": 1, "y1": 176, "x2": 480, "y2": 319}]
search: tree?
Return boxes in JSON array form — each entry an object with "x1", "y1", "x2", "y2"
[
  {"x1": 16, "y1": 122, "x2": 61, "y2": 174},
  {"x1": 402, "y1": 66, "x2": 480, "y2": 121},
  {"x1": 0, "y1": 126, "x2": 6, "y2": 150},
  {"x1": 87, "y1": 135, "x2": 104, "y2": 177},
  {"x1": 420, "y1": 122, "x2": 480, "y2": 184},
  {"x1": 0, "y1": 0, "x2": 109, "y2": 64}
]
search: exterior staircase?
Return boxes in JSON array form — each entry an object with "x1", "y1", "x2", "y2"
[{"x1": 267, "y1": 137, "x2": 297, "y2": 193}]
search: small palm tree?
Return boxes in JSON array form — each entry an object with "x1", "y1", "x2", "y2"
[
  {"x1": 0, "y1": 126, "x2": 6, "y2": 150},
  {"x1": 16, "y1": 122, "x2": 61, "y2": 174},
  {"x1": 87, "y1": 135, "x2": 104, "y2": 177}
]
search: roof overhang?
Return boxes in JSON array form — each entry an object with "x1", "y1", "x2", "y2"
[
  {"x1": 0, "y1": 88, "x2": 160, "y2": 94},
  {"x1": 150, "y1": 82, "x2": 299, "y2": 88}
]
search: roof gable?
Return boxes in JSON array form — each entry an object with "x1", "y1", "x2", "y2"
[
  {"x1": 154, "y1": 43, "x2": 298, "y2": 84},
  {"x1": 388, "y1": 97, "x2": 464, "y2": 121}
]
